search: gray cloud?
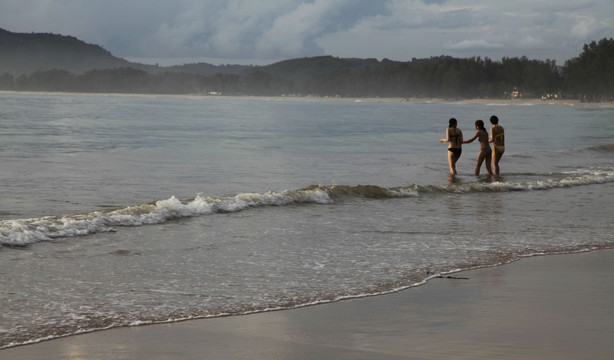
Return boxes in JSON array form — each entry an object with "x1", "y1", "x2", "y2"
[
  {"x1": 138, "y1": 0, "x2": 389, "y2": 60},
  {"x1": 0, "y1": 0, "x2": 612, "y2": 65}
]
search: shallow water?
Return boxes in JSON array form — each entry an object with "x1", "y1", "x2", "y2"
[{"x1": 1, "y1": 93, "x2": 613, "y2": 348}]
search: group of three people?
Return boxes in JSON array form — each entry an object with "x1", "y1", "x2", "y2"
[{"x1": 439, "y1": 115, "x2": 505, "y2": 176}]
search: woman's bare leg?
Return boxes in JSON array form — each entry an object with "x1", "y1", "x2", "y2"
[
  {"x1": 493, "y1": 149, "x2": 503, "y2": 174},
  {"x1": 485, "y1": 153, "x2": 493, "y2": 175},
  {"x1": 448, "y1": 151, "x2": 458, "y2": 175}
]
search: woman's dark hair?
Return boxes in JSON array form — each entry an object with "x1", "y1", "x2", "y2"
[
  {"x1": 490, "y1": 115, "x2": 499, "y2": 124},
  {"x1": 475, "y1": 119, "x2": 486, "y2": 131},
  {"x1": 449, "y1": 118, "x2": 457, "y2": 128}
]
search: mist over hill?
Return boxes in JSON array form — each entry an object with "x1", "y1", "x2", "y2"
[
  {"x1": 0, "y1": 28, "x2": 249, "y2": 76},
  {"x1": 0, "y1": 28, "x2": 132, "y2": 75},
  {"x1": 0, "y1": 28, "x2": 408, "y2": 79},
  {"x1": 0, "y1": 28, "x2": 612, "y2": 101}
]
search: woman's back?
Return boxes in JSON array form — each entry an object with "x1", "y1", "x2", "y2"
[
  {"x1": 492, "y1": 125, "x2": 505, "y2": 145},
  {"x1": 477, "y1": 129, "x2": 489, "y2": 145},
  {"x1": 448, "y1": 128, "x2": 463, "y2": 147}
]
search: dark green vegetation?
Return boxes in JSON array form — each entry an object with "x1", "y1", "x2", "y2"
[
  {"x1": 562, "y1": 38, "x2": 614, "y2": 102},
  {"x1": 1, "y1": 29, "x2": 612, "y2": 100}
]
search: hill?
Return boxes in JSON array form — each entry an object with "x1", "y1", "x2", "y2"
[
  {"x1": 0, "y1": 28, "x2": 134, "y2": 75},
  {"x1": 0, "y1": 28, "x2": 406, "y2": 80},
  {"x1": 0, "y1": 28, "x2": 250, "y2": 76},
  {"x1": 244, "y1": 56, "x2": 399, "y2": 82},
  {"x1": 1, "y1": 28, "x2": 611, "y2": 101}
]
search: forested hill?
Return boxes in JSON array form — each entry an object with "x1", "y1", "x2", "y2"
[
  {"x1": 1, "y1": 28, "x2": 612, "y2": 101},
  {"x1": 0, "y1": 28, "x2": 436, "y2": 80},
  {"x1": 245, "y1": 56, "x2": 398, "y2": 82},
  {"x1": 0, "y1": 28, "x2": 133, "y2": 74},
  {"x1": 0, "y1": 28, "x2": 249, "y2": 76}
]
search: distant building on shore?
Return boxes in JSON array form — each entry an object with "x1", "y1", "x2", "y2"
[{"x1": 504, "y1": 87, "x2": 521, "y2": 99}]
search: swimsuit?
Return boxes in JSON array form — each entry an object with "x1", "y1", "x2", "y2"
[
  {"x1": 447, "y1": 128, "x2": 462, "y2": 157},
  {"x1": 481, "y1": 147, "x2": 492, "y2": 156},
  {"x1": 492, "y1": 126, "x2": 504, "y2": 153},
  {"x1": 449, "y1": 129, "x2": 461, "y2": 146},
  {"x1": 448, "y1": 148, "x2": 462, "y2": 157}
]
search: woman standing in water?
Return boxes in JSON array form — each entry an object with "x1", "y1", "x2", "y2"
[
  {"x1": 463, "y1": 120, "x2": 493, "y2": 176},
  {"x1": 489, "y1": 115, "x2": 505, "y2": 175},
  {"x1": 439, "y1": 118, "x2": 463, "y2": 175}
]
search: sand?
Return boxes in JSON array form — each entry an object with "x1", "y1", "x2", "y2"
[{"x1": 2, "y1": 249, "x2": 613, "y2": 359}]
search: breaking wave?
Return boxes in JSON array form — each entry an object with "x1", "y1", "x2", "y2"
[{"x1": 2, "y1": 169, "x2": 613, "y2": 247}]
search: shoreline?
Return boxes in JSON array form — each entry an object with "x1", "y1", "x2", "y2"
[
  {"x1": 2, "y1": 90, "x2": 611, "y2": 106},
  {"x1": 3, "y1": 249, "x2": 613, "y2": 359}
]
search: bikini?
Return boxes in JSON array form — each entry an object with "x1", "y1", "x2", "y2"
[
  {"x1": 448, "y1": 148, "x2": 462, "y2": 156},
  {"x1": 448, "y1": 129, "x2": 462, "y2": 157},
  {"x1": 493, "y1": 127, "x2": 505, "y2": 153},
  {"x1": 481, "y1": 147, "x2": 492, "y2": 155}
]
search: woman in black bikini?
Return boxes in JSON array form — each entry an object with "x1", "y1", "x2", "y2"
[
  {"x1": 439, "y1": 118, "x2": 463, "y2": 175},
  {"x1": 463, "y1": 119, "x2": 493, "y2": 176}
]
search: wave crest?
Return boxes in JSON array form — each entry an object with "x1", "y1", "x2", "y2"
[
  {"x1": 0, "y1": 188, "x2": 333, "y2": 247},
  {"x1": 305, "y1": 184, "x2": 419, "y2": 199},
  {"x1": 1, "y1": 169, "x2": 612, "y2": 247}
]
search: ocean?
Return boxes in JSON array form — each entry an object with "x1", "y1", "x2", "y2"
[{"x1": 1, "y1": 92, "x2": 613, "y2": 348}]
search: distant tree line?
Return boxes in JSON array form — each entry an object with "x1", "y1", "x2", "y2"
[
  {"x1": 562, "y1": 38, "x2": 614, "y2": 101},
  {"x1": 0, "y1": 68, "x2": 239, "y2": 95},
  {"x1": 299, "y1": 56, "x2": 561, "y2": 99},
  {"x1": 1, "y1": 38, "x2": 612, "y2": 101}
]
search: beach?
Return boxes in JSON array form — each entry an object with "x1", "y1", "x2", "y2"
[{"x1": 3, "y1": 249, "x2": 613, "y2": 360}]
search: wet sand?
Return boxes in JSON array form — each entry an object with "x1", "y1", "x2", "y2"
[{"x1": 3, "y1": 249, "x2": 613, "y2": 359}]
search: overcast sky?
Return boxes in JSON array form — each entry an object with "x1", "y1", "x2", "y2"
[{"x1": 1, "y1": 0, "x2": 613, "y2": 66}]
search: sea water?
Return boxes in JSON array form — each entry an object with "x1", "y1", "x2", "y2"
[{"x1": 1, "y1": 92, "x2": 613, "y2": 348}]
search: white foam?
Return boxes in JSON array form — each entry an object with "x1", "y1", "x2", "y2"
[
  {"x1": 2, "y1": 170, "x2": 611, "y2": 247},
  {"x1": 419, "y1": 169, "x2": 614, "y2": 194},
  {"x1": 0, "y1": 188, "x2": 334, "y2": 247}
]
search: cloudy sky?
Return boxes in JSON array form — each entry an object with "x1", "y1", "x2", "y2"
[{"x1": 1, "y1": 0, "x2": 612, "y2": 66}]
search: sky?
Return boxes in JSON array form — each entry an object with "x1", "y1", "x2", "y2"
[{"x1": 1, "y1": 0, "x2": 613, "y2": 66}]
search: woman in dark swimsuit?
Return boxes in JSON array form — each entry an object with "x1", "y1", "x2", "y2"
[
  {"x1": 439, "y1": 118, "x2": 463, "y2": 175},
  {"x1": 463, "y1": 119, "x2": 493, "y2": 176}
]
